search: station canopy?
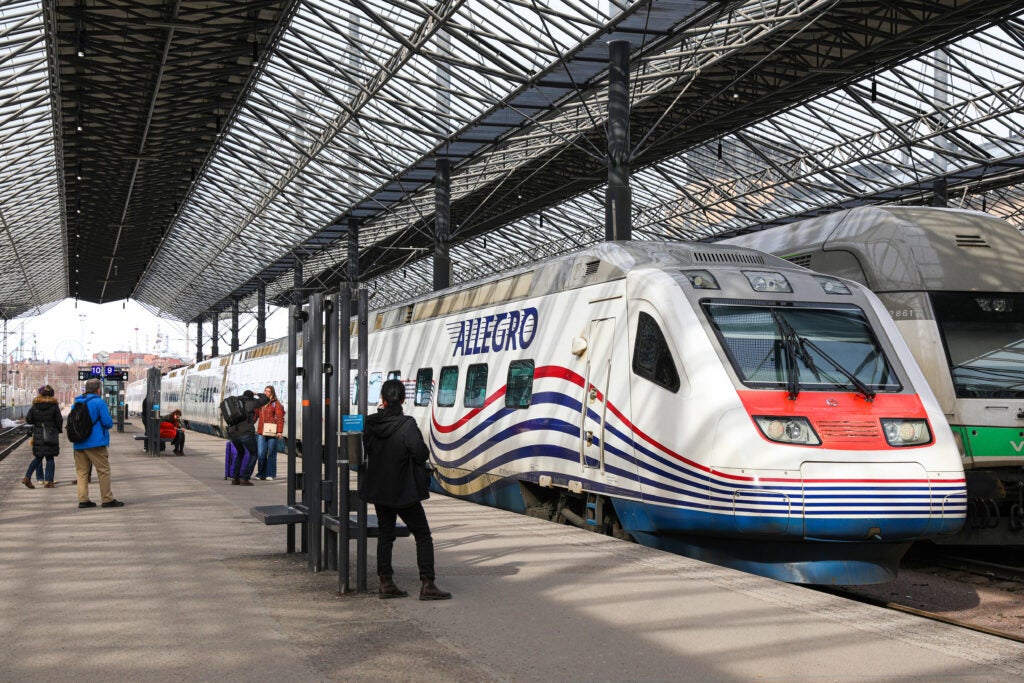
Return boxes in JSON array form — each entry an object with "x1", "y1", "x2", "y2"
[{"x1": 2, "y1": 0, "x2": 1024, "y2": 324}]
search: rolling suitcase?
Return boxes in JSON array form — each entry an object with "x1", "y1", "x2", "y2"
[{"x1": 224, "y1": 441, "x2": 254, "y2": 479}]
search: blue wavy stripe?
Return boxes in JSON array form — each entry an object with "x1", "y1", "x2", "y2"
[
  {"x1": 432, "y1": 390, "x2": 581, "y2": 453},
  {"x1": 432, "y1": 417, "x2": 578, "y2": 468},
  {"x1": 432, "y1": 466, "x2": 643, "y2": 502},
  {"x1": 433, "y1": 464, "x2": 960, "y2": 519},
  {"x1": 434, "y1": 440, "x2": 959, "y2": 514}
]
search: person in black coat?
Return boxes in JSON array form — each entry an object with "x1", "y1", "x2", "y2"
[
  {"x1": 22, "y1": 385, "x2": 63, "y2": 488},
  {"x1": 226, "y1": 390, "x2": 269, "y2": 485},
  {"x1": 361, "y1": 379, "x2": 451, "y2": 601}
]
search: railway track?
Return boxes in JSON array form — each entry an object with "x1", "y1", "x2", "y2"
[
  {"x1": 930, "y1": 554, "x2": 1024, "y2": 585},
  {"x1": 818, "y1": 543, "x2": 1024, "y2": 643},
  {"x1": 820, "y1": 585, "x2": 1024, "y2": 644},
  {"x1": 0, "y1": 425, "x2": 31, "y2": 461}
]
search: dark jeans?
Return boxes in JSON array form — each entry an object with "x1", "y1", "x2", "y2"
[
  {"x1": 171, "y1": 429, "x2": 185, "y2": 452},
  {"x1": 374, "y1": 501, "x2": 435, "y2": 581},
  {"x1": 230, "y1": 434, "x2": 259, "y2": 480},
  {"x1": 25, "y1": 456, "x2": 54, "y2": 482}
]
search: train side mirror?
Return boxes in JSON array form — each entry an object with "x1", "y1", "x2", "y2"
[{"x1": 571, "y1": 337, "x2": 588, "y2": 357}]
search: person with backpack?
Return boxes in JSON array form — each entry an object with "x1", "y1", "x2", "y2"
[
  {"x1": 69, "y1": 378, "x2": 123, "y2": 508},
  {"x1": 22, "y1": 385, "x2": 63, "y2": 489},
  {"x1": 361, "y1": 379, "x2": 451, "y2": 601},
  {"x1": 225, "y1": 389, "x2": 269, "y2": 486}
]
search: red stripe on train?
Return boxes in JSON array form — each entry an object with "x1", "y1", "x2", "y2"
[{"x1": 737, "y1": 390, "x2": 932, "y2": 451}]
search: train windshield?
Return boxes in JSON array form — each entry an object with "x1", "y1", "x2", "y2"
[
  {"x1": 931, "y1": 292, "x2": 1024, "y2": 399},
  {"x1": 704, "y1": 301, "x2": 900, "y2": 395}
]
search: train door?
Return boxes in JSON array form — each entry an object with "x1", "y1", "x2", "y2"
[{"x1": 580, "y1": 317, "x2": 615, "y2": 471}]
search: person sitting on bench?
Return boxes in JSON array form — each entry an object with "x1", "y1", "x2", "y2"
[{"x1": 160, "y1": 410, "x2": 186, "y2": 455}]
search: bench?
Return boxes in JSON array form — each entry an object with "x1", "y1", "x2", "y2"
[
  {"x1": 250, "y1": 504, "x2": 409, "y2": 537},
  {"x1": 323, "y1": 513, "x2": 409, "y2": 538},
  {"x1": 133, "y1": 434, "x2": 173, "y2": 452},
  {"x1": 250, "y1": 504, "x2": 308, "y2": 525}
]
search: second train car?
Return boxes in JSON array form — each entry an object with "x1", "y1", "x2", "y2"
[{"x1": 129, "y1": 240, "x2": 966, "y2": 584}]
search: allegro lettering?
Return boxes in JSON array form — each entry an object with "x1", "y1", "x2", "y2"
[{"x1": 448, "y1": 307, "x2": 538, "y2": 357}]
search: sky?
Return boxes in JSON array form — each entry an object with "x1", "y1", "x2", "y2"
[{"x1": 3, "y1": 298, "x2": 290, "y2": 364}]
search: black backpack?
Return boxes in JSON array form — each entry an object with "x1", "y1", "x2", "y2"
[
  {"x1": 220, "y1": 395, "x2": 248, "y2": 426},
  {"x1": 66, "y1": 400, "x2": 97, "y2": 443}
]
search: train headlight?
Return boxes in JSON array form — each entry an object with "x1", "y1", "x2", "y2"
[
  {"x1": 682, "y1": 270, "x2": 720, "y2": 290},
  {"x1": 754, "y1": 416, "x2": 821, "y2": 445},
  {"x1": 881, "y1": 418, "x2": 931, "y2": 446},
  {"x1": 743, "y1": 270, "x2": 792, "y2": 293},
  {"x1": 814, "y1": 275, "x2": 851, "y2": 295}
]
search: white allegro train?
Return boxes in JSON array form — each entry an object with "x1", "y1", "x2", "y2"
[{"x1": 128, "y1": 240, "x2": 966, "y2": 584}]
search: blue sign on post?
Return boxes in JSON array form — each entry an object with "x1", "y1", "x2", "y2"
[{"x1": 341, "y1": 415, "x2": 364, "y2": 433}]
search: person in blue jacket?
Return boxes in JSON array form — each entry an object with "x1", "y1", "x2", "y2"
[{"x1": 73, "y1": 378, "x2": 124, "y2": 509}]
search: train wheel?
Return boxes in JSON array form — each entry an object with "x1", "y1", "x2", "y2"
[
  {"x1": 984, "y1": 498, "x2": 1000, "y2": 528},
  {"x1": 607, "y1": 515, "x2": 634, "y2": 542},
  {"x1": 1010, "y1": 503, "x2": 1024, "y2": 531}
]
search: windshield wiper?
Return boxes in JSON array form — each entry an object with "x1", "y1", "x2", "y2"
[
  {"x1": 772, "y1": 311, "x2": 810, "y2": 400},
  {"x1": 773, "y1": 310, "x2": 876, "y2": 402}
]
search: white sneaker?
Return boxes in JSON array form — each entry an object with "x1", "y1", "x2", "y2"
[{"x1": 265, "y1": 477, "x2": 275, "y2": 480}]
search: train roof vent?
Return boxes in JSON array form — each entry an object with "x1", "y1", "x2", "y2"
[
  {"x1": 786, "y1": 254, "x2": 812, "y2": 268},
  {"x1": 956, "y1": 234, "x2": 990, "y2": 248},
  {"x1": 693, "y1": 250, "x2": 765, "y2": 265},
  {"x1": 584, "y1": 260, "x2": 600, "y2": 276}
]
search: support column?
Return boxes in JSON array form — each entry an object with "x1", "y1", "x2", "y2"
[
  {"x1": 338, "y1": 280, "x2": 352, "y2": 594},
  {"x1": 932, "y1": 178, "x2": 948, "y2": 207},
  {"x1": 355, "y1": 287, "x2": 368, "y2": 593},
  {"x1": 231, "y1": 298, "x2": 240, "y2": 352},
  {"x1": 256, "y1": 281, "x2": 266, "y2": 344},
  {"x1": 211, "y1": 314, "x2": 219, "y2": 358},
  {"x1": 347, "y1": 217, "x2": 360, "y2": 283},
  {"x1": 338, "y1": 217, "x2": 360, "y2": 593},
  {"x1": 434, "y1": 157, "x2": 451, "y2": 290},
  {"x1": 303, "y1": 294, "x2": 324, "y2": 573},
  {"x1": 606, "y1": 39, "x2": 631, "y2": 242},
  {"x1": 324, "y1": 294, "x2": 338, "y2": 570},
  {"x1": 287, "y1": 256, "x2": 303, "y2": 554},
  {"x1": 195, "y1": 317, "x2": 203, "y2": 363},
  {"x1": 145, "y1": 367, "x2": 162, "y2": 457}
]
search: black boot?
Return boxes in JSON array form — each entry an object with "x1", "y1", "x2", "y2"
[
  {"x1": 419, "y1": 578, "x2": 452, "y2": 601},
  {"x1": 378, "y1": 575, "x2": 408, "y2": 599}
]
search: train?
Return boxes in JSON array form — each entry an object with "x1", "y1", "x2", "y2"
[
  {"x1": 720, "y1": 206, "x2": 1024, "y2": 544},
  {"x1": 128, "y1": 239, "x2": 966, "y2": 584}
]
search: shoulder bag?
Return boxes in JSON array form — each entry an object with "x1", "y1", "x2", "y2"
[{"x1": 42, "y1": 423, "x2": 60, "y2": 447}]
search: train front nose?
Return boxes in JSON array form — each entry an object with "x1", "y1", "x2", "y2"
[{"x1": 800, "y1": 461, "x2": 937, "y2": 541}]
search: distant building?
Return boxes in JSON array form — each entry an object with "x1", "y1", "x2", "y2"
[{"x1": 96, "y1": 351, "x2": 187, "y2": 369}]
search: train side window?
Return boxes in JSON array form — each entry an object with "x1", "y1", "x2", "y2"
[
  {"x1": 368, "y1": 372, "x2": 383, "y2": 405},
  {"x1": 465, "y1": 363, "x2": 489, "y2": 408},
  {"x1": 633, "y1": 312, "x2": 680, "y2": 392},
  {"x1": 437, "y1": 366, "x2": 458, "y2": 407},
  {"x1": 415, "y1": 368, "x2": 433, "y2": 406},
  {"x1": 505, "y1": 360, "x2": 535, "y2": 409}
]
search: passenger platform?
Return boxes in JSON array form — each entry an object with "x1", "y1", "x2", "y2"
[{"x1": 1, "y1": 427, "x2": 1022, "y2": 682}]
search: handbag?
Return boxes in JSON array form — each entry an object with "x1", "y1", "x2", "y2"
[
  {"x1": 42, "y1": 423, "x2": 60, "y2": 447},
  {"x1": 262, "y1": 423, "x2": 278, "y2": 437}
]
